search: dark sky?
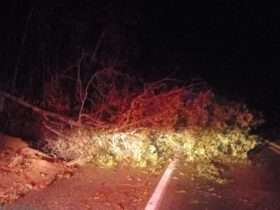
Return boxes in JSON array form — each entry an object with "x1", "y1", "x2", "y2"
[{"x1": 1, "y1": 1, "x2": 279, "y2": 123}]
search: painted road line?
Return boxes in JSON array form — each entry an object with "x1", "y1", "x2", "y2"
[
  {"x1": 268, "y1": 142, "x2": 280, "y2": 150},
  {"x1": 145, "y1": 158, "x2": 178, "y2": 210},
  {"x1": 269, "y1": 145, "x2": 280, "y2": 155},
  {"x1": 267, "y1": 142, "x2": 280, "y2": 155}
]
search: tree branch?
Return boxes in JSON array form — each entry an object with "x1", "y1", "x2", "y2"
[{"x1": 0, "y1": 90, "x2": 81, "y2": 127}]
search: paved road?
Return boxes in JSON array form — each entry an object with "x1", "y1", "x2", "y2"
[
  {"x1": 158, "y1": 147, "x2": 280, "y2": 210},
  {"x1": 6, "y1": 166, "x2": 159, "y2": 210},
  {"x1": 5, "y1": 146, "x2": 280, "y2": 210}
]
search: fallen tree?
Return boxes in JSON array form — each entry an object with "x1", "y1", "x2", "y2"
[{"x1": 0, "y1": 69, "x2": 262, "y2": 170}]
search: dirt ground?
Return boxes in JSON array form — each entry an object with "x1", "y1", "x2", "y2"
[{"x1": 0, "y1": 133, "x2": 73, "y2": 206}]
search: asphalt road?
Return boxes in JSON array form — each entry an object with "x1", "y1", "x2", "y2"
[
  {"x1": 5, "y1": 145, "x2": 280, "y2": 210},
  {"x1": 158, "y1": 151, "x2": 280, "y2": 210}
]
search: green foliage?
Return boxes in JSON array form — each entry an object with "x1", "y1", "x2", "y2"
[
  {"x1": 42, "y1": 71, "x2": 262, "y2": 185},
  {"x1": 46, "y1": 128, "x2": 259, "y2": 168}
]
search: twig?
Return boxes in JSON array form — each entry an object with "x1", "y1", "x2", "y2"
[
  {"x1": 90, "y1": 30, "x2": 106, "y2": 64},
  {"x1": 42, "y1": 122, "x2": 69, "y2": 139},
  {"x1": 78, "y1": 72, "x2": 97, "y2": 122}
]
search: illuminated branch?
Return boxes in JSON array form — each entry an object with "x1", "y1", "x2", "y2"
[{"x1": 78, "y1": 72, "x2": 97, "y2": 122}]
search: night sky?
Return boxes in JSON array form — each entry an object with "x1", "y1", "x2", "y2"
[{"x1": 1, "y1": 1, "x2": 279, "y2": 125}]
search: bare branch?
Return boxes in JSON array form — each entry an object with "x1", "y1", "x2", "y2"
[
  {"x1": 90, "y1": 30, "x2": 106, "y2": 64},
  {"x1": 0, "y1": 90, "x2": 81, "y2": 127}
]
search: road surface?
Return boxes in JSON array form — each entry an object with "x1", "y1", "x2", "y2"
[
  {"x1": 159, "y1": 150, "x2": 280, "y2": 210},
  {"x1": 5, "y1": 145, "x2": 280, "y2": 210}
]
